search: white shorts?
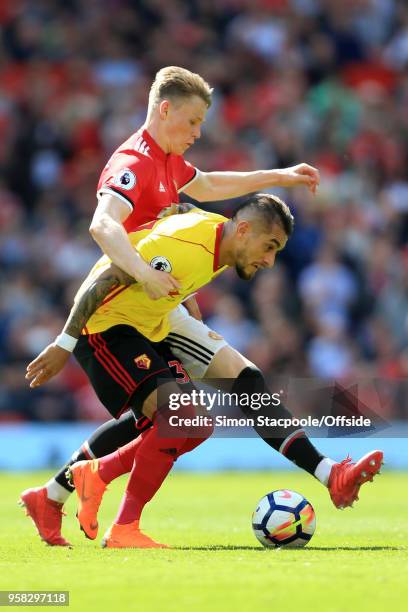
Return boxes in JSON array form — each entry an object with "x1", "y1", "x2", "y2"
[{"x1": 165, "y1": 304, "x2": 228, "y2": 378}]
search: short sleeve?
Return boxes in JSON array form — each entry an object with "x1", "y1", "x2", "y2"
[
  {"x1": 171, "y1": 156, "x2": 200, "y2": 193},
  {"x1": 97, "y1": 153, "x2": 153, "y2": 211},
  {"x1": 135, "y1": 234, "x2": 190, "y2": 284},
  {"x1": 127, "y1": 231, "x2": 177, "y2": 276}
]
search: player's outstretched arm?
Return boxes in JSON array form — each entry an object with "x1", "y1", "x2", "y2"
[
  {"x1": 25, "y1": 264, "x2": 135, "y2": 388},
  {"x1": 183, "y1": 163, "x2": 320, "y2": 201}
]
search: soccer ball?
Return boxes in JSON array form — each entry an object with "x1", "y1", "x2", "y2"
[{"x1": 252, "y1": 489, "x2": 316, "y2": 548}]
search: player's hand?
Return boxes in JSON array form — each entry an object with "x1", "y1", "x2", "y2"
[
  {"x1": 158, "y1": 203, "x2": 179, "y2": 218},
  {"x1": 139, "y1": 266, "x2": 181, "y2": 300},
  {"x1": 25, "y1": 344, "x2": 71, "y2": 388},
  {"x1": 158, "y1": 203, "x2": 192, "y2": 218},
  {"x1": 183, "y1": 295, "x2": 202, "y2": 321},
  {"x1": 276, "y1": 164, "x2": 320, "y2": 194}
]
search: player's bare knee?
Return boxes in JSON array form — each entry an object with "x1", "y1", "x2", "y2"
[
  {"x1": 142, "y1": 390, "x2": 158, "y2": 420},
  {"x1": 205, "y1": 345, "x2": 255, "y2": 378},
  {"x1": 142, "y1": 380, "x2": 184, "y2": 420}
]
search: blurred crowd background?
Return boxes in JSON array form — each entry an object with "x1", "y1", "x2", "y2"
[{"x1": 0, "y1": 0, "x2": 407, "y2": 422}]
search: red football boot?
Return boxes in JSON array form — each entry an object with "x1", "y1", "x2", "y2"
[
  {"x1": 67, "y1": 460, "x2": 107, "y2": 540},
  {"x1": 328, "y1": 450, "x2": 384, "y2": 509},
  {"x1": 101, "y1": 521, "x2": 169, "y2": 549},
  {"x1": 19, "y1": 487, "x2": 71, "y2": 546}
]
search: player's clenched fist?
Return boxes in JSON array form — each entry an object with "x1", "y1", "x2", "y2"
[{"x1": 25, "y1": 344, "x2": 71, "y2": 388}]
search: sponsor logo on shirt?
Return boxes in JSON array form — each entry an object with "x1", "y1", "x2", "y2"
[
  {"x1": 114, "y1": 168, "x2": 136, "y2": 190},
  {"x1": 159, "y1": 181, "x2": 166, "y2": 192}
]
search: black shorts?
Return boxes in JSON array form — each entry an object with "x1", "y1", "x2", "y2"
[{"x1": 74, "y1": 325, "x2": 193, "y2": 419}]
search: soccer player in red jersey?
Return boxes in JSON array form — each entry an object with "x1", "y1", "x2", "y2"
[{"x1": 20, "y1": 68, "x2": 381, "y2": 547}]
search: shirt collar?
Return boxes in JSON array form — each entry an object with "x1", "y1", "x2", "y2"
[
  {"x1": 141, "y1": 128, "x2": 167, "y2": 161},
  {"x1": 213, "y1": 222, "x2": 225, "y2": 272}
]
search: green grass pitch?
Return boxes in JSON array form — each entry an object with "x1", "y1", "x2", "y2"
[{"x1": 0, "y1": 470, "x2": 407, "y2": 611}]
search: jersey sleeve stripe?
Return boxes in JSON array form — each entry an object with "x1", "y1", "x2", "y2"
[
  {"x1": 97, "y1": 187, "x2": 134, "y2": 211},
  {"x1": 177, "y1": 168, "x2": 200, "y2": 193}
]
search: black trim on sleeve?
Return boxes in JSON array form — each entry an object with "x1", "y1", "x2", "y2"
[
  {"x1": 178, "y1": 168, "x2": 198, "y2": 192},
  {"x1": 107, "y1": 186, "x2": 135, "y2": 209}
]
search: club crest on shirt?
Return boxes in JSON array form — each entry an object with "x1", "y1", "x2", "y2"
[
  {"x1": 134, "y1": 354, "x2": 151, "y2": 370},
  {"x1": 150, "y1": 256, "x2": 172, "y2": 273},
  {"x1": 114, "y1": 168, "x2": 136, "y2": 190}
]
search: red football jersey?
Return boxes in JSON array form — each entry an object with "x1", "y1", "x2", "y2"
[{"x1": 97, "y1": 129, "x2": 199, "y2": 232}]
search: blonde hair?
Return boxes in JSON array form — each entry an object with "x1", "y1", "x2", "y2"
[{"x1": 148, "y1": 66, "x2": 213, "y2": 109}]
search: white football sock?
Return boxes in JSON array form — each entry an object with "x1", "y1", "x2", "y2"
[
  {"x1": 46, "y1": 478, "x2": 71, "y2": 504},
  {"x1": 314, "y1": 457, "x2": 337, "y2": 486}
]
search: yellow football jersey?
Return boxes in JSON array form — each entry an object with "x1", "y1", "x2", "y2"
[{"x1": 75, "y1": 209, "x2": 229, "y2": 342}]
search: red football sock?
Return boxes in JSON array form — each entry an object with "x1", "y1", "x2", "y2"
[
  {"x1": 115, "y1": 422, "x2": 185, "y2": 524},
  {"x1": 97, "y1": 411, "x2": 207, "y2": 485},
  {"x1": 177, "y1": 436, "x2": 209, "y2": 457},
  {"x1": 98, "y1": 432, "x2": 210, "y2": 486},
  {"x1": 112, "y1": 402, "x2": 213, "y2": 525},
  {"x1": 98, "y1": 435, "x2": 145, "y2": 484}
]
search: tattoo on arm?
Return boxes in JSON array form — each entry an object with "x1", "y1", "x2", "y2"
[{"x1": 62, "y1": 264, "x2": 136, "y2": 338}]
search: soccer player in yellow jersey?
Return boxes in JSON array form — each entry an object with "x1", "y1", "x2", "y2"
[
  {"x1": 24, "y1": 194, "x2": 383, "y2": 549},
  {"x1": 77, "y1": 207, "x2": 229, "y2": 344}
]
